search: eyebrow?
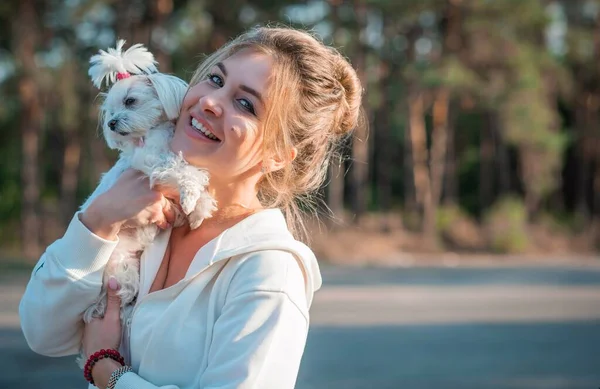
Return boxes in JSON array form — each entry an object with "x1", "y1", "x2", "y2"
[
  {"x1": 216, "y1": 62, "x2": 264, "y2": 106},
  {"x1": 216, "y1": 62, "x2": 228, "y2": 76}
]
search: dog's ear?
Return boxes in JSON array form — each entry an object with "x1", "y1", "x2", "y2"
[{"x1": 147, "y1": 74, "x2": 189, "y2": 120}]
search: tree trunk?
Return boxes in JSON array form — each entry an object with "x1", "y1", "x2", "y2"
[
  {"x1": 430, "y1": 88, "x2": 450, "y2": 209},
  {"x1": 326, "y1": 1, "x2": 345, "y2": 225},
  {"x1": 115, "y1": 1, "x2": 136, "y2": 41},
  {"x1": 521, "y1": 149, "x2": 540, "y2": 218},
  {"x1": 14, "y1": 0, "x2": 42, "y2": 259},
  {"x1": 443, "y1": 103, "x2": 457, "y2": 204},
  {"x1": 150, "y1": 0, "x2": 173, "y2": 73},
  {"x1": 350, "y1": 0, "x2": 369, "y2": 223},
  {"x1": 88, "y1": 91, "x2": 112, "y2": 184},
  {"x1": 375, "y1": 13, "x2": 398, "y2": 231},
  {"x1": 208, "y1": 0, "x2": 242, "y2": 51},
  {"x1": 327, "y1": 159, "x2": 345, "y2": 224},
  {"x1": 591, "y1": 8, "x2": 600, "y2": 237},
  {"x1": 440, "y1": 0, "x2": 461, "y2": 207},
  {"x1": 60, "y1": 134, "x2": 81, "y2": 224},
  {"x1": 409, "y1": 89, "x2": 434, "y2": 240},
  {"x1": 494, "y1": 117, "x2": 511, "y2": 195},
  {"x1": 404, "y1": 106, "x2": 416, "y2": 213},
  {"x1": 375, "y1": 104, "x2": 392, "y2": 209},
  {"x1": 56, "y1": 59, "x2": 83, "y2": 228},
  {"x1": 593, "y1": 154, "x2": 600, "y2": 246},
  {"x1": 376, "y1": 68, "x2": 395, "y2": 231},
  {"x1": 575, "y1": 101, "x2": 592, "y2": 221},
  {"x1": 479, "y1": 112, "x2": 494, "y2": 214}
]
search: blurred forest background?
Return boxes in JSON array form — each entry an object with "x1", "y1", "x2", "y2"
[{"x1": 1, "y1": 0, "x2": 600, "y2": 262}]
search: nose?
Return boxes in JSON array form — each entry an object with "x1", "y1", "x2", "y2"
[
  {"x1": 198, "y1": 94, "x2": 223, "y2": 118},
  {"x1": 108, "y1": 119, "x2": 118, "y2": 130}
]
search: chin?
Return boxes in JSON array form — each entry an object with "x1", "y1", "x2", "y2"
[{"x1": 170, "y1": 127, "x2": 188, "y2": 152}]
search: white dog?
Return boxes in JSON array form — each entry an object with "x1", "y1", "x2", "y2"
[{"x1": 78, "y1": 41, "x2": 216, "y2": 360}]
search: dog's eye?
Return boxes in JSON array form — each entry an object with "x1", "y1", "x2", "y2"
[{"x1": 124, "y1": 97, "x2": 136, "y2": 106}]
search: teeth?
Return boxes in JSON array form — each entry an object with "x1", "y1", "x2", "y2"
[{"x1": 191, "y1": 118, "x2": 219, "y2": 141}]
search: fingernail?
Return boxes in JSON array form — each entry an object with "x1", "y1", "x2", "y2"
[{"x1": 108, "y1": 277, "x2": 118, "y2": 291}]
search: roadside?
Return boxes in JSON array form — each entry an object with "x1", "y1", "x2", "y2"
[
  {"x1": 2, "y1": 264, "x2": 600, "y2": 389},
  {"x1": 307, "y1": 212, "x2": 600, "y2": 266}
]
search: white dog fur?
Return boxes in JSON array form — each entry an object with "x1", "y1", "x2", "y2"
[{"x1": 77, "y1": 41, "x2": 216, "y2": 366}]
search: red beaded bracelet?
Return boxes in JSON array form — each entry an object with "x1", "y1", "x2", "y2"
[{"x1": 83, "y1": 348, "x2": 125, "y2": 385}]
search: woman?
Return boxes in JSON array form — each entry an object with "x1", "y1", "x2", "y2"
[{"x1": 19, "y1": 26, "x2": 362, "y2": 389}]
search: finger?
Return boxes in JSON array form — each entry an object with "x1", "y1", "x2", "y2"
[
  {"x1": 161, "y1": 196, "x2": 177, "y2": 225},
  {"x1": 154, "y1": 215, "x2": 169, "y2": 230},
  {"x1": 155, "y1": 184, "x2": 180, "y2": 203},
  {"x1": 151, "y1": 208, "x2": 170, "y2": 230},
  {"x1": 104, "y1": 277, "x2": 122, "y2": 322}
]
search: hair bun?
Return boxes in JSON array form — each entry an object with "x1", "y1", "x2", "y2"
[{"x1": 332, "y1": 55, "x2": 363, "y2": 137}]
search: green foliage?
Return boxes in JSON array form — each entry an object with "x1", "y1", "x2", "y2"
[
  {"x1": 499, "y1": 40, "x2": 570, "y2": 211},
  {"x1": 484, "y1": 196, "x2": 529, "y2": 254},
  {"x1": 419, "y1": 56, "x2": 483, "y2": 92},
  {"x1": 436, "y1": 203, "x2": 461, "y2": 232},
  {"x1": 0, "y1": 99, "x2": 20, "y2": 242}
]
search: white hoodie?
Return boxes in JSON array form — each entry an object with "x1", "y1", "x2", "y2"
[{"x1": 19, "y1": 208, "x2": 322, "y2": 389}]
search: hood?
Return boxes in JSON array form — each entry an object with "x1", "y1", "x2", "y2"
[{"x1": 184, "y1": 208, "x2": 322, "y2": 306}]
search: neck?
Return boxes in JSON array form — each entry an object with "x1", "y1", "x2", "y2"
[
  {"x1": 215, "y1": 201, "x2": 261, "y2": 220},
  {"x1": 198, "y1": 181, "x2": 260, "y2": 223},
  {"x1": 210, "y1": 175, "x2": 262, "y2": 210},
  {"x1": 175, "y1": 171, "x2": 260, "y2": 232},
  {"x1": 177, "y1": 200, "x2": 262, "y2": 239}
]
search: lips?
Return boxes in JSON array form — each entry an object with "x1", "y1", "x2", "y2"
[
  {"x1": 187, "y1": 114, "x2": 221, "y2": 142},
  {"x1": 191, "y1": 117, "x2": 220, "y2": 141}
]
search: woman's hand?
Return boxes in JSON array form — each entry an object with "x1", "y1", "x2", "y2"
[
  {"x1": 84, "y1": 277, "x2": 125, "y2": 389},
  {"x1": 81, "y1": 169, "x2": 177, "y2": 240}
]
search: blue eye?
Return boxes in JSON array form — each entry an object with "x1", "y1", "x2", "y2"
[
  {"x1": 207, "y1": 72, "x2": 256, "y2": 116},
  {"x1": 238, "y1": 99, "x2": 256, "y2": 115},
  {"x1": 207, "y1": 73, "x2": 223, "y2": 87}
]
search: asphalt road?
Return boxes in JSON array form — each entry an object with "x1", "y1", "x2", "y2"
[{"x1": 2, "y1": 263, "x2": 600, "y2": 389}]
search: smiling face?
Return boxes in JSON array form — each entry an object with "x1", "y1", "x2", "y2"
[{"x1": 171, "y1": 49, "x2": 274, "y2": 192}]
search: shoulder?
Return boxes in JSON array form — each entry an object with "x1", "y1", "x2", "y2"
[{"x1": 224, "y1": 250, "x2": 308, "y2": 312}]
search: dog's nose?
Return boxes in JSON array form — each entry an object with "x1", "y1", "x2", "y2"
[{"x1": 108, "y1": 119, "x2": 118, "y2": 130}]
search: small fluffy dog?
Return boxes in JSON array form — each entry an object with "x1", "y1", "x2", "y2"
[{"x1": 77, "y1": 41, "x2": 216, "y2": 364}]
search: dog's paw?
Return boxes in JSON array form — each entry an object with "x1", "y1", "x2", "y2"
[
  {"x1": 75, "y1": 354, "x2": 86, "y2": 370},
  {"x1": 82, "y1": 298, "x2": 106, "y2": 324},
  {"x1": 118, "y1": 286, "x2": 139, "y2": 307},
  {"x1": 188, "y1": 194, "x2": 217, "y2": 230},
  {"x1": 180, "y1": 189, "x2": 199, "y2": 215},
  {"x1": 188, "y1": 208, "x2": 206, "y2": 229},
  {"x1": 199, "y1": 192, "x2": 218, "y2": 217}
]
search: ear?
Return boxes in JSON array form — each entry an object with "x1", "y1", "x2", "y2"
[
  {"x1": 146, "y1": 74, "x2": 189, "y2": 120},
  {"x1": 263, "y1": 147, "x2": 298, "y2": 173}
]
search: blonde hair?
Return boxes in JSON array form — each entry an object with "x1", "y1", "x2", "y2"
[{"x1": 190, "y1": 27, "x2": 363, "y2": 240}]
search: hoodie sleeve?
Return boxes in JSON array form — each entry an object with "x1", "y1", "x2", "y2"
[{"x1": 19, "y1": 212, "x2": 118, "y2": 356}]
